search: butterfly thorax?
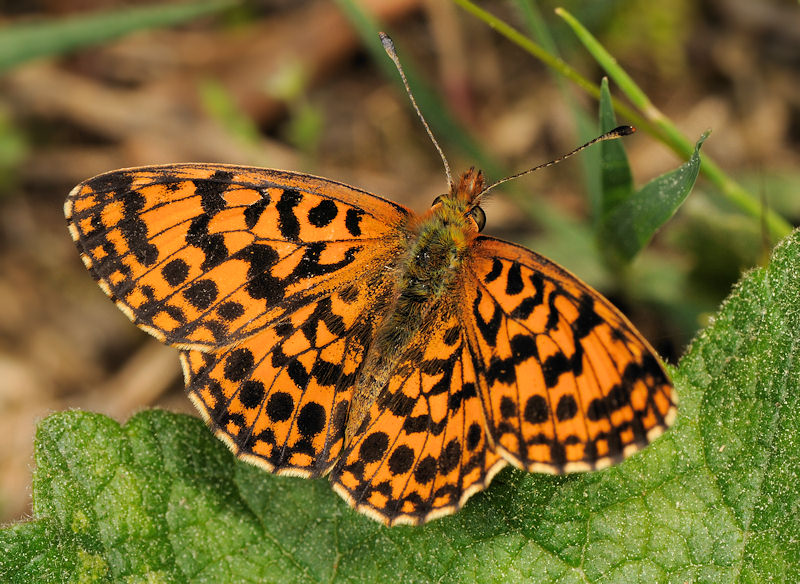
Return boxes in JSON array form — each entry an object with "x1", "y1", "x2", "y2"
[{"x1": 345, "y1": 170, "x2": 484, "y2": 442}]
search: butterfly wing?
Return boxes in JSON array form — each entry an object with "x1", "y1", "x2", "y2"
[
  {"x1": 329, "y1": 302, "x2": 506, "y2": 525},
  {"x1": 67, "y1": 163, "x2": 413, "y2": 476},
  {"x1": 65, "y1": 164, "x2": 411, "y2": 349},
  {"x1": 463, "y1": 236, "x2": 676, "y2": 473},
  {"x1": 179, "y1": 263, "x2": 398, "y2": 476}
]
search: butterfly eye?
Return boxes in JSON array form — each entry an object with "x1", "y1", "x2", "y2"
[
  {"x1": 468, "y1": 205, "x2": 486, "y2": 231},
  {"x1": 431, "y1": 195, "x2": 444, "y2": 207}
]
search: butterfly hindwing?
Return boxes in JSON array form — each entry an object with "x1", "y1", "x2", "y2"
[
  {"x1": 330, "y1": 303, "x2": 506, "y2": 525},
  {"x1": 65, "y1": 164, "x2": 411, "y2": 349},
  {"x1": 180, "y1": 262, "x2": 399, "y2": 476},
  {"x1": 463, "y1": 237, "x2": 676, "y2": 473}
]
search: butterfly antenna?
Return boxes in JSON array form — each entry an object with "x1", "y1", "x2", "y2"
[
  {"x1": 380, "y1": 32, "x2": 453, "y2": 189},
  {"x1": 475, "y1": 125, "x2": 636, "y2": 202}
]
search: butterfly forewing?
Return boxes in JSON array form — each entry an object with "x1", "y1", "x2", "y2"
[
  {"x1": 65, "y1": 164, "x2": 411, "y2": 349},
  {"x1": 463, "y1": 237, "x2": 676, "y2": 473}
]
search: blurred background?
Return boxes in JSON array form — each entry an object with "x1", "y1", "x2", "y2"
[{"x1": 0, "y1": 0, "x2": 798, "y2": 524}]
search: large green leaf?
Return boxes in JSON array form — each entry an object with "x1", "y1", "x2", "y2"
[{"x1": 2, "y1": 229, "x2": 799, "y2": 582}]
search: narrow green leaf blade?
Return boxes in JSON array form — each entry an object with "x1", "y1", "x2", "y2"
[
  {"x1": 598, "y1": 77, "x2": 634, "y2": 216},
  {"x1": 600, "y1": 131, "x2": 708, "y2": 262},
  {"x1": 0, "y1": 0, "x2": 235, "y2": 74}
]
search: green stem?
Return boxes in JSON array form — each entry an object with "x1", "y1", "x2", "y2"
[
  {"x1": 555, "y1": 7, "x2": 791, "y2": 240},
  {"x1": 451, "y1": 0, "x2": 792, "y2": 240}
]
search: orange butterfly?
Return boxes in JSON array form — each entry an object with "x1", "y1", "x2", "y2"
[{"x1": 65, "y1": 35, "x2": 676, "y2": 526}]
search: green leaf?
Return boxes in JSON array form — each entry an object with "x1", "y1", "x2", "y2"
[
  {"x1": 599, "y1": 131, "x2": 708, "y2": 263},
  {"x1": 0, "y1": 0, "x2": 235, "y2": 74},
  {"x1": 3, "y1": 230, "x2": 800, "y2": 582}
]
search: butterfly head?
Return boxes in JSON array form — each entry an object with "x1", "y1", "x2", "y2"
[{"x1": 430, "y1": 168, "x2": 487, "y2": 233}]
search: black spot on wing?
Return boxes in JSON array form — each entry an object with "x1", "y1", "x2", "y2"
[
  {"x1": 505, "y1": 262, "x2": 524, "y2": 295},
  {"x1": 466, "y1": 423, "x2": 482, "y2": 450},
  {"x1": 381, "y1": 390, "x2": 416, "y2": 417},
  {"x1": 607, "y1": 384, "x2": 630, "y2": 412},
  {"x1": 287, "y1": 359, "x2": 310, "y2": 388},
  {"x1": 556, "y1": 394, "x2": 578, "y2": 421},
  {"x1": 217, "y1": 301, "x2": 244, "y2": 320},
  {"x1": 438, "y1": 439, "x2": 461, "y2": 474},
  {"x1": 447, "y1": 381, "x2": 476, "y2": 411},
  {"x1": 270, "y1": 345, "x2": 289, "y2": 368},
  {"x1": 510, "y1": 334, "x2": 538, "y2": 361},
  {"x1": 413, "y1": 455, "x2": 437, "y2": 484},
  {"x1": 484, "y1": 258, "x2": 503, "y2": 283},
  {"x1": 244, "y1": 196, "x2": 270, "y2": 229},
  {"x1": 542, "y1": 353, "x2": 569, "y2": 388},
  {"x1": 545, "y1": 291, "x2": 561, "y2": 330},
  {"x1": 573, "y1": 294, "x2": 604, "y2": 340},
  {"x1": 388, "y1": 445, "x2": 415, "y2": 475},
  {"x1": 524, "y1": 395, "x2": 549, "y2": 424},
  {"x1": 239, "y1": 380, "x2": 265, "y2": 409},
  {"x1": 359, "y1": 432, "x2": 389, "y2": 463},
  {"x1": 510, "y1": 272, "x2": 545, "y2": 320},
  {"x1": 186, "y1": 214, "x2": 228, "y2": 271},
  {"x1": 266, "y1": 392, "x2": 294, "y2": 422},
  {"x1": 162, "y1": 259, "x2": 189, "y2": 286},
  {"x1": 234, "y1": 243, "x2": 282, "y2": 301},
  {"x1": 276, "y1": 189, "x2": 302, "y2": 240},
  {"x1": 310, "y1": 357, "x2": 344, "y2": 388},
  {"x1": 120, "y1": 189, "x2": 158, "y2": 266},
  {"x1": 486, "y1": 355, "x2": 515, "y2": 385},
  {"x1": 345, "y1": 208, "x2": 363, "y2": 236},
  {"x1": 193, "y1": 170, "x2": 233, "y2": 214},
  {"x1": 587, "y1": 397, "x2": 609, "y2": 421},
  {"x1": 294, "y1": 242, "x2": 358, "y2": 278},
  {"x1": 499, "y1": 396, "x2": 516, "y2": 417},
  {"x1": 308, "y1": 199, "x2": 338, "y2": 227},
  {"x1": 403, "y1": 415, "x2": 429, "y2": 434},
  {"x1": 297, "y1": 402, "x2": 326, "y2": 437},
  {"x1": 183, "y1": 279, "x2": 219, "y2": 310},
  {"x1": 223, "y1": 348, "x2": 254, "y2": 382},
  {"x1": 473, "y1": 292, "x2": 502, "y2": 346},
  {"x1": 443, "y1": 326, "x2": 460, "y2": 346}
]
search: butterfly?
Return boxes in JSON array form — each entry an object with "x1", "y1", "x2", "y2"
[{"x1": 64, "y1": 36, "x2": 676, "y2": 527}]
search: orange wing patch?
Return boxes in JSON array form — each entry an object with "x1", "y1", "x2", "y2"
[
  {"x1": 330, "y1": 303, "x2": 506, "y2": 525},
  {"x1": 65, "y1": 164, "x2": 410, "y2": 349},
  {"x1": 463, "y1": 237, "x2": 676, "y2": 473}
]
